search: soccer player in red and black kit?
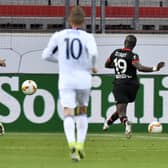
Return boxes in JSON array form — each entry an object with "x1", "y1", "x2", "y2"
[{"x1": 102, "y1": 35, "x2": 165, "y2": 138}]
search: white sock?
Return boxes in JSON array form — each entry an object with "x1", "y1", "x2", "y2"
[
  {"x1": 75, "y1": 114, "x2": 88, "y2": 144},
  {"x1": 63, "y1": 115, "x2": 76, "y2": 145}
]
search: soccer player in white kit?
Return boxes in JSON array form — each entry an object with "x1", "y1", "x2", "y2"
[
  {"x1": 0, "y1": 58, "x2": 6, "y2": 135},
  {"x1": 42, "y1": 6, "x2": 98, "y2": 161}
]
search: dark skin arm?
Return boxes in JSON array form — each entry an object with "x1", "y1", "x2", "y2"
[
  {"x1": 0, "y1": 59, "x2": 6, "y2": 67},
  {"x1": 133, "y1": 61, "x2": 165, "y2": 72},
  {"x1": 105, "y1": 54, "x2": 165, "y2": 72},
  {"x1": 105, "y1": 58, "x2": 114, "y2": 68}
]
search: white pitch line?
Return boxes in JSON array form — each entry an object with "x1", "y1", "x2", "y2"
[
  {"x1": 2, "y1": 132, "x2": 168, "y2": 140},
  {"x1": 88, "y1": 133, "x2": 168, "y2": 140}
]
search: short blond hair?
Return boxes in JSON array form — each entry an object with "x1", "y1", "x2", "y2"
[{"x1": 68, "y1": 6, "x2": 85, "y2": 26}]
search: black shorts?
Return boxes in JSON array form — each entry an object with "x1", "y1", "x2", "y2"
[{"x1": 113, "y1": 79, "x2": 140, "y2": 104}]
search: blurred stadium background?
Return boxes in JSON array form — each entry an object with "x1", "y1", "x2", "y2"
[{"x1": 1, "y1": 0, "x2": 168, "y2": 33}]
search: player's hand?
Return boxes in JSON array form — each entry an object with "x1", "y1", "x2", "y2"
[
  {"x1": 0, "y1": 59, "x2": 6, "y2": 67},
  {"x1": 156, "y1": 61, "x2": 165, "y2": 71},
  {"x1": 92, "y1": 67, "x2": 98, "y2": 73}
]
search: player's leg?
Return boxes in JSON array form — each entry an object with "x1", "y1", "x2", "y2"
[
  {"x1": 116, "y1": 103, "x2": 132, "y2": 138},
  {"x1": 75, "y1": 89, "x2": 90, "y2": 159},
  {"x1": 59, "y1": 89, "x2": 80, "y2": 161},
  {"x1": 103, "y1": 111, "x2": 119, "y2": 130},
  {"x1": 103, "y1": 84, "x2": 121, "y2": 130},
  {"x1": 64, "y1": 107, "x2": 80, "y2": 161},
  {"x1": 63, "y1": 107, "x2": 76, "y2": 148},
  {"x1": 103, "y1": 104, "x2": 129, "y2": 132},
  {"x1": 75, "y1": 106, "x2": 87, "y2": 159},
  {"x1": 120, "y1": 82, "x2": 139, "y2": 138},
  {"x1": 117, "y1": 103, "x2": 128, "y2": 124}
]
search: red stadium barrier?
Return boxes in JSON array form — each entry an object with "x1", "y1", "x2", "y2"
[
  {"x1": 0, "y1": 5, "x2": 168, "y2": 18},
  {"x1": 0, "y1": 5, "x2": 65, "y2": 17}
]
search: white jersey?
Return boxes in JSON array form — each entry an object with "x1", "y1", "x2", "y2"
[{"x1": 42, "y1": 28, "x2": 98, "y2": 89}]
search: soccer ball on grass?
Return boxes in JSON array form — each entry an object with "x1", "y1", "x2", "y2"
[
  {"x1": 21, "y1": 80, "x2": 37, "y2": 95},
  {"x1": 148, "y1": 121, "x2": 163, "y2": 133}
]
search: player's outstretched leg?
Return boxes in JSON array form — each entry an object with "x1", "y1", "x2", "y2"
[
  {"x1": 102, "y1": 112, "x2": 119, "y2": 131},
  {"x1": 102, "y1": 119, "x2": 110, "y2": 131}
]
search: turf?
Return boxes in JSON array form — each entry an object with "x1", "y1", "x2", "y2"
[{"x1": 0, "y1": 133, "x2": 168, "y2": 168}]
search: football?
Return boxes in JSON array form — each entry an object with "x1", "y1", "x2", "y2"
[
  {"x1": 0, "y1": 122, "x2": 5, "y2": 135},
  {"x1": 21, "y1": 80, "x2": 37, "y2": 95},
  {"x1": 148, "y1": 121, "x2": 163, "y2": 133}
]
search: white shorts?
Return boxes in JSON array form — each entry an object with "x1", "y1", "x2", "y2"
[{"x1": 59, "y1": 89, "x2": 90, "y2": 108}]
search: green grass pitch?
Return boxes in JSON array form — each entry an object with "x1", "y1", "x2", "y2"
[{"x1": 0, "y1": 133, "x2": 168, "y2": 168}]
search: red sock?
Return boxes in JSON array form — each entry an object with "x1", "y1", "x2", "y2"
[{"x1": 120, "y1": 116, "x2": 128, "y2": 125}]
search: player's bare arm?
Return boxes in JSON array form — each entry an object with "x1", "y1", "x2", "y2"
[
  {"x1": 105, "y1": 57, "x2": 114, "y2": 68},
  {"x1": 156, "y1": 61, "x2": 165, "y2": 71},
  {"x1": 0, "y1": 59, "x2": 6, "y2": 67},
  {"x1": 91, "y1": 55, "x2": 98, "y2": 73},
  {"x1": 132, "y1": 61, "x2": 165, "y2": 72},
  {"x1": 92, "y1": 67, "x2": 98, "y2": 73}
]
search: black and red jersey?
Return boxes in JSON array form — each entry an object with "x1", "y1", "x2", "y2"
[{"x1": 109, "y1": 48, "x2": 139, "y2": 80}]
